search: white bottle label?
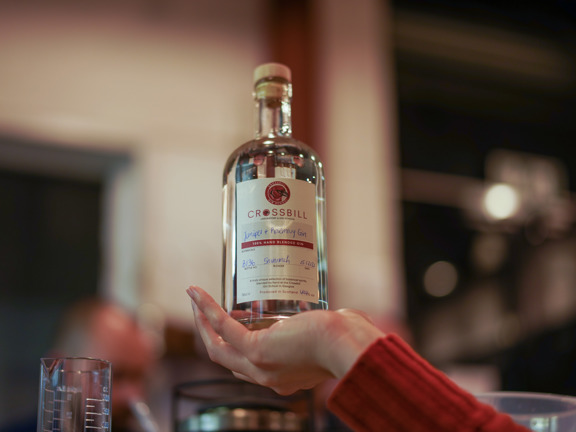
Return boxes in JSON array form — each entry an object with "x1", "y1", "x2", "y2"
[{"x1": 236, "y1": 178, "x2": 319, "y2": 304}]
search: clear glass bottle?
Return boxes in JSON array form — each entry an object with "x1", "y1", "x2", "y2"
[{"x1": 222, "y1": 63, "x2": 328, "y2": 329}]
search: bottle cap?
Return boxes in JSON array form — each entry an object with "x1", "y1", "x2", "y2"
[{"x1": 253, "y1": 63, "x2": 291, "y2": 83}]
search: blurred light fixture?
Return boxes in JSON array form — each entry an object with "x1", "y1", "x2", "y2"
[
  {"x1": 482, "y1": 183, "x2": 520, "y2": 220},
  {"x1": 423, "y1": 260, "x2": 458, "y2": 297},
  {"x1": 394, "y1": 11, "x2": 573, "y2": 87}
]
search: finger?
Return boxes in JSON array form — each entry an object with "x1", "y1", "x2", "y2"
[
  {"x1": 192, "y1": 302, "x2": 257, "y2": 374},
  {"x1": 187, "y1": 286, "x2": 251, "y2": 349},
  {"x1": 190, "y1": 297, "x2": 237, "y2": 357},
  {"x1": 189, "y1": 297, "x2": 221, "y2": 348},
  {"x1": 187, "y1": 287, "x2": 260, "y2": 376}
]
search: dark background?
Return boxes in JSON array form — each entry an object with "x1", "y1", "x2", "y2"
[{"x1": 394, "y1": 0, "x2": 576, "y2": 394}]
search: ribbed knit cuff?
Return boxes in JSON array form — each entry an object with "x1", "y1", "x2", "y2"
[{"x1": 327, "y1": 334, "x2": 528, "y2": 432}]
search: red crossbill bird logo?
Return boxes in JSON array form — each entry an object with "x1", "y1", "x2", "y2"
[{"x1": 265, "y1": 181, "x2": 290, "y2": 205}]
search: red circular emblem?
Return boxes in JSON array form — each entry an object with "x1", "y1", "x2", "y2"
[{"x1": 265, "y1": 181, "x2": 290, "y2": 205}]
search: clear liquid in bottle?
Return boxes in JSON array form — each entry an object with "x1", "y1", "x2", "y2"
[{"x1": 222, "y1": 63, "x2": 328, "y2": 329}]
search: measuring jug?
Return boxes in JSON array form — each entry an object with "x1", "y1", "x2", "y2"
[{"x1": 37, "y1": 357, "x2": 111, "y2": 432}]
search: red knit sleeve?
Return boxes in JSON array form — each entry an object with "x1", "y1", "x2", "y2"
[{"x1": 327, "y1": 334, "x2": 530, "y2": 432}]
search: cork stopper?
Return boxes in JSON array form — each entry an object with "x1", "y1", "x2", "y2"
[{"x1": 253, "y1": 63, "x2": 292, "y2": 84}]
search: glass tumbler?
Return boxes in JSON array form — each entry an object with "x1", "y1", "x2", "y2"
[{"x1": 476, "y1": 391, "x2": 576, "y2": 432}]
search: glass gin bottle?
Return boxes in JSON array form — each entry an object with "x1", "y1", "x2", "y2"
[{"x1": 222, "y1": 63, "x2": 328, "y2": 329}]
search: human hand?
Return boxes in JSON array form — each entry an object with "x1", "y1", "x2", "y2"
[{"x1": 186, "y1": 285, "x2": 384, "y2": 395}]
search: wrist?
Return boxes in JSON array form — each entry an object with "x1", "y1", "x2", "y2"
[{"x1": 318, "y1": 312, "x2": 384, "y2": 379}]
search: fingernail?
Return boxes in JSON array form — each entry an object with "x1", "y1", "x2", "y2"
[{"x1": 187, "y1": 286, "x2": 199, "y2": 301}]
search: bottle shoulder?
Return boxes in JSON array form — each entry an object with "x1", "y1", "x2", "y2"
[{"x1": 224, "y1": 137, "x2": 322, "y2": 169}]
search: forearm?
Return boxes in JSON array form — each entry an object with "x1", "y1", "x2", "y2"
[{"x1": 327, "y1": 335, "x2": 530, "y2": 432}]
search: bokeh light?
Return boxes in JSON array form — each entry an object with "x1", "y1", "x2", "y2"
[
  {"x1": 483, "y1": 183, "x2": 520, "y2": 220},
  {"x1": 423, "y1": 260, "x2": 459, "y2": 298}
]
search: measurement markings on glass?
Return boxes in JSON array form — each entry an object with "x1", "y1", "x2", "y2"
[
  {"x1": 51, "y1": 389, "x2": 75, "y2": 431},
  {"x1": 42, "y1": 389, "x2": 55, "y2": 432},
  {"x1": 84, "y1": 398, "x2": 110, "y2": 430}
]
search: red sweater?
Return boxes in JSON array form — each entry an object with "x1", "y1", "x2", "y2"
[{"x1": 327, "y1": 335, "x2": 530, "y2": 432}]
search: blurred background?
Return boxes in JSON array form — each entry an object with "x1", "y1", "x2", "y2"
[{"x1": 1, "y1": 0, "x2": 576, "y2": 430}]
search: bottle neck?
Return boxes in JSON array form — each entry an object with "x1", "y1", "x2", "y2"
[{"x1": 254, "y1": 78, "x2": 292, "y2": 139}]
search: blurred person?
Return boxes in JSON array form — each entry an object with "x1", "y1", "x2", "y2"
[
  {"x1": 186, "y1": 285, "x2": 530, "y2": 432},
  {"x1": 49, "y1": 298, "x2": 157, "y2": 432}
]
